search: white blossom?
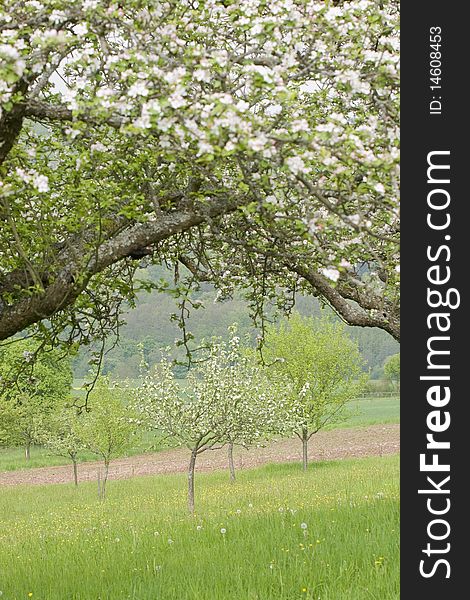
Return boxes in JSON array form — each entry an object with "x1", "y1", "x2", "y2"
[
  {"x1": 321, "y1": 268, "x2": 340, "y2": 282},
  {"x1": 128, "y1": 80, "x2": 149, "y2": 98},
  {"x1": 73, "y1": 23, "x2": 88, "y2": 37},
  {"x1": 194, "y1": 68, "x2": 211, "y2": 82},
  {"x1": 197, "y1": 141, "x2": 214, "y2": 156},
  {"x1": 90, "y1": 142, "x2": 108, "y2": 152},
  {"x1": 248, "y1": 134, "x2": 269, "y2": 152},
  {"x1": 266, "y1": 103, "x2": 282, "y2": 116},
  {"x1": 286, "y1": 156, "x2": 308, "y2": 175}
]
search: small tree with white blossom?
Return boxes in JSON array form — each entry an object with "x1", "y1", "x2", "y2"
[
  {"x1": 134, "y1": 326, "x2": 290, "y2": 513},
  {"x1": 220, "y1": 340, "x2": 291, "y2": 482}
]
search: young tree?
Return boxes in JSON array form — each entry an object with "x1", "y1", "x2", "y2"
[
  {"x1": 75, "y1": 378, "x2": 137, "y2": 499},
  {"x1": 0, "y1": 1, "x2": 400, "y2": 351},
  {"x1": 264, "y1": 314, "x2": 367, "y2": 470},
  {"x1": 222, "y1": 342, "x2": 291, "y2": 483},
  {"x1": 0, "y1": 395, "x2": 46, "y2": 461},
  {"x1": 135, "y1": 328, "x2": 289, "y2": 513},
  {"x1": 0, "y1": 339, "x2": 72, "y2": 459},
  {"x1": 384, "y1": 353, "x2": 400, "y2": 392},
  {"x1": 135, "y1": 356, "x2": 212, "y2": 514},
  {"x1": 37, "y1": 405, "x2": 84, "y2": 486}
]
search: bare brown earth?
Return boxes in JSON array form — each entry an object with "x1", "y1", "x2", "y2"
[{"x1": 0, "y1": 423, "x2": 399, "y2": 487}]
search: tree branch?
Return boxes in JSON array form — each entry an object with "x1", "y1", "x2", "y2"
[
  {"x1": 290, "y1": 263, "x2": 400, "y2": 341},
  {"x1": 23, "y1": 99, "x2": 124, "y2": 128},
  {"x1": 0, "y1": 194, "x2": 250, "y2": 341},
  {"x1": 0, "y1": 79, "x2": 29, "y2": 166}
]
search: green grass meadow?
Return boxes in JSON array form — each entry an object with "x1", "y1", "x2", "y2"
[
  {"x1": 340, "y1": 396, "x2": 399, "y2": 428},
  {"x1": 0, "y1": 455, "x2": 399, "y2": 600},
  {"x1": 0, "y1": 396, "x2": 399, "y2": 472}
]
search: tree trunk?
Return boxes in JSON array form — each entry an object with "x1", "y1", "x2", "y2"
[
  {"x1": 302, "y1": 429, "x2": 309, "y2": 471},
  {"x1": 228, "y1": 441, "x2": 236, "y2": 482},
  {"x1": 25, "y1": 443, "x2": 31, "y2": 461},
  {"x1": 188, "y1": 449, "x2": 197, "y2": 515},
  {"x1": 73, "y1": 459, "x2": 78, "y2": 487},
  {"x1": 102, "y1": 460, "x2": 109, "y2": 500}
]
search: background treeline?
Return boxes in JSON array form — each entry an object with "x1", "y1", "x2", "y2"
[{"x1": 73, "y1": 266, "x2": 399, "y2": 380}]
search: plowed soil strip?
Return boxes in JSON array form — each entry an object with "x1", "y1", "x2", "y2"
[{"x1": 0, "y1": 423, "x2": 399, "y2": 487}]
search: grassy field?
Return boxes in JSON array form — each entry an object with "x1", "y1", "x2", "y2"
[
  {"x1": 0, "y1": 396, "x2": 399, "y2": 473},
  {"x1": 0, "y1": 455, "x2": 399, "y2": 600},
  {"x1": 336, "y1": 396, "x2": 399, "y2": 429}
]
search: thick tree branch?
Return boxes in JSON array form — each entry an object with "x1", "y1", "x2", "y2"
[
  {"x1": 0, "y1": 79, "x2": 29, "y2": 166},
  {"x1": 291, "y1": 262, "x2": 400, "y2": 341},
  {"x1": 23, "y1": 99, "x2": 124, "y2": 128},
  {"x1": 202, "y1": 218, "x2": 400, "y2": 340},
  {"x1": 0, "y1": 195, "x2": 250, "y2": 341}
]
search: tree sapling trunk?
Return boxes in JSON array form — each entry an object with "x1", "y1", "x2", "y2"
[
  {"x1": 228, "y1": 441, "x2": 236, "y2": 482},
  {"x1": 72, "y1": 458, "x2": 78, "y2": 487},
  {"x1": 102, "y1": 459, "x2": 110, "y2": 499},
  {"x1": 188, "y1": 448, "x2": 197, "y2": 515},
  {"x1": 302, "y1": 428, "x2": 309, "y2": 471},
  {"x1": 25, "y1": 442, "x2": 31, "y2": 461}
]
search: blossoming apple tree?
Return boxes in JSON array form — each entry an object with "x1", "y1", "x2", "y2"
[
  {"x1": 134, "y1": 326, "x2": 290, "y2": 512},
  {"x1": 0, "y1": 1, "x2": 399, "y2": 358},
  {"x1": 215, "y1": 329, "x2": 291, "y2": 482}
]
